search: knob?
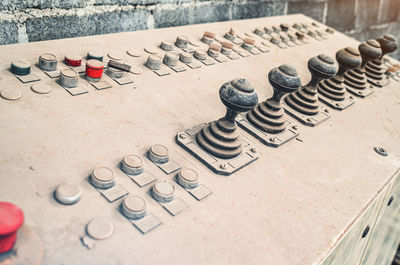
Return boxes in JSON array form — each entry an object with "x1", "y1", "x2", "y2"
[
  {"x1": 121, "y1": 154, "x2": 144, "y2": 175},
  {"x1": 208, "y1": 43, "x2": 222, "y2": 58},
  {"x1": 247, "y1": 64, "x2": 301, "y2": 133},
  {"x1": 175, "y1": 35, "x2": 189, "y2": 48},
  {"x1": 179, "y1": 52, "x2": 193, "y2": 64},
  {"x1": 160, "y1": 41, "x2": 174, "y2": 51},
  {"x1": 121, "y1": 195, "x2": 147, "y2": 219},
  {"x1": 202, "y1": 31, "x2": 215, "y2": 44},
  {"x1": 65, "y1": 53, "x2": 82, "y2": 66},
  {"x1": 54, "y1": 183, "x2": 82, "y2": 205},
  {"x1": 285, "y1": 55, "x2": 337, "y2": 115},
  {"x1": 242, "y1": 37, "x2": 255, "y2": 51},
  {"x1": 359, "y1": 40, "x2": 382, "y2": 67},
  {"x1": 295, "y1": 31, "x2": 305, "y2": 40},
  {"x1": 38, "y1": 53, "x2": 57, "y2": 71},
  {"x1": 59, "y1": 69, "x2": 78, "y2": 88},
  {"x1": 87, "y1": 50, "x2": 104, "y2": 61},
  {"x1": 194, "y1": 50, "x2": 207, "y2": 61},
  {"x1": 254, "y1": 27, "x2": 265, "y2": 37},
  {"x1": 318, "y1": 47, "x2": 361, "y2": 102},
  {"x1": 85, "y1": 59, "x2": 104, "y2": 81},
  {"x1": 106, "y1": 66, "x2": 123, "y2": 78},
  {"x1": 280, "y1": 23, "x2": 289, "y2": 32},
  {"x1": 196, "y1": 78, "x2": 258, "y2": 159},
  {"x1": 224, "y1": 28, "x2": 236, "y2": 41},
  {"x1": 376, "y1": 34, "x2": 398, "y2": 58},
  {"x1": 0, "y1": 202, "x2": 24, "y2": 253},
  {"x1": 221, "y1": 41, "x2": 233, "y2": 55},
  {"x1": 148, "y1": 144, "x2": 169, "y2": 163},
  {"x1": 145, "y1": 55, "x2": 162, "y2": 70},
  {"x1": 90, "y1": 166, "x2": 115, "y2": 189},
  {"x1": 264, "y1": 27, "x2": 273, "y2": 34},
  {"x1": 152, "y1": 181, "x2": 175, "y2": 202},
  {"x1": 270, "y1": 33, "x2": 282, "y2": 45},
  {"x1": 163, "y1": 52, "x2": 178, "y2": 67},
  {"x1": 177, "y1": 168, "x2": 199, "y2": 189}
]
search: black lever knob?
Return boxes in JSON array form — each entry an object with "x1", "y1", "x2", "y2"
[
  {"x1": 196, "y1": 78, "x2": 258, "y2": 159},
  {"x1": 285, "y1": 55, "x2": 336, "y2": 115},
  {"x1": 359, "y1": 40, "x2": 382, "y2": 68},
  {"x1": 376, "y1": 34, "x2": 398, "y2": 58},
  {"x1": 336, "y1": 47, "x2": 362, "y2": 76},
  {"x1": 247, "y1": 64, "x2": 301, "y2": 133}
]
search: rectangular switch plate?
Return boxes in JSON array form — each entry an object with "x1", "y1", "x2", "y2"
[
  {"x1": 130, "y1": 214, "x2": 162, "y2": 234},
  {"x1": 15, "y1": 73, "x2": 40, "y2": 83},
  {"x1": 318, "y1": 94, "x2": 356, "y2": 111},
  {"x1": 283, "y1": 103, "x2": 330, "y2": 127}
]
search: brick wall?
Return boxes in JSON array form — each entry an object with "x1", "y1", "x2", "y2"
[{"x1": 0, "y1": 0, "x2": 399, "y2": 59}]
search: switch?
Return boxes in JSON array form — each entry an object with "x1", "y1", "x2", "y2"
[
  {"x1": 242, "y1": 37, "x2": 255, "y2": 51},
  {"x1": 0, "y1": 202, "x2": 24, "y2": 253},
  {"x1": 194, "y1": 49, "x2": 207, "y2": 61},
  {"x1": 196, "y1": 78, "x2": 258, "y2": 159},
  {"x1": 160, "y1": 41, "x2": 174, "y2": 51},
  {"x1": 90, "y1": 166, "x2": 115, "y2": 189},
  {"x1": 86, "y1": 218, "x2": 113, "y2": 240},
  {"x1": 285, "y1": 54, "x2": 337, "y2": 116},
  {"x1": 148, "y1": 144, "x2": 169, "y2": 163},
  {"x1": 163, "y1": 52, "x2": 179, "y2": 67},
  {"x1": 121, "y1": 154, "x2": 144, "y2": 175},
  {"x1": 318, "y1": 47, "x2": 361, "y2": 109},
  {"x1": 280, "y1": 23, "x2": 289, "y2": 32},
  {"x1": 177, "y1": 168, "x2": 199, "y2": 189},
  {"x1": 344, "y1": 40, "x2": 382, "y2": 97},
  {"x1": 254, "y1": 27, "x2": 265, "y2": 37},
  {"x1": 106, "y1": 66, "x2": 123, "y2": 79},
  {"x1": 59, "y1": 69, "x2": 79, "y2": 88},
  {"x1": 208, "y1": 43, "x2": 222, "y2": 58},
  {"x1": 64, "y1": 53, "x2": 82, "y2": 66},
  {"x1": 87, "y1": 51, "x2": 104, "y2": 61},
  {"x1": 54, "y1": 183, "x2": 82, "y2": 205},
  {"x1": 175, "y1": 35, "x2": 189, "y2": 48},
  {"x1": 121, "y1": 195, "x2": 147, "y2": 219},
  {"x1": 179, "y1": 52, "x2": 193, "y2": 64},
  {"x1": 221, "y1": 41, "x2": 233, "y2": 56},
  {"x1": 224, "y1": 28, "x2": 236, "y2": 41},
  {"x1": 247, "y1": 64, "x2": 301, "y2": 133},
  {"x1": 145, "y1": 55, "x2": 162, "y2": 70},
  {"x1": 38, "y1": 53, "x2": 57, "y2": 71},
  {"x1": 85, "y1": 59, "x2": 104, "y2": 82},
  {"x1": 152, "y1": 180, "x2": 175, "y2": 202},
  {"x1": 202, "y1": 31, "x2": 215, "y2": 44},
  {"x1": 11, "y1": 60, "x2": 31, "y2": 75}
]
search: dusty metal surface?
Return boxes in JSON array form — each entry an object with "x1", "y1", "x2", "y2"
[{"x1": 0, "y1": 14, "x2": 399, "y2": 265}]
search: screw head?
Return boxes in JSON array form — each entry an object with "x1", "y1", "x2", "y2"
[
  {"x1": 250, "y1": 147, "x2": 257, "y2": 153},
  {"x1": 374, "y1": 146, "x2": 388, "y2": 156},
  {"x1": 178, "y1": 134, "x2": 186, "y2": 139},
  {"x1": 269, "y1": 137, "x2": 275, "y2": 142},
  {"x1": 324, "y1": 109, "x2": 329, "y2": 113},
  {"x1": 292, "y1": 125, "x2": 298, "y2": 130},
  {"x1": 220, "y1": 163, "x2": 227, "y2": 170}
]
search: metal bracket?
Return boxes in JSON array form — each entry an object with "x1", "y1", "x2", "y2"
[
  {"x1": 318, "y1": 94, "x2": 356, "y2": 111},
  {"x1": 346, "y1": 85, "x2": 374, "y2": 98},
  {"x1": 176, "y1": 123, "x2": 258, "y2": 176},
  {"x1": 283, "y1": 103, "x2": 330, "y2": 127},
  {"x1": 236, "y1": 113, "x2": 299, "y2": 147},
  {"x1": 367, "y1": 76, "x2": 390, "y2": 88}
]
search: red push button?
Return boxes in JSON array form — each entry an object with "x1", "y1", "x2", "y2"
[
  {"x1": 86, "y1": 59, "x2": 104, "y2": 79},
  {"x1": 0, "y1": 202, "x2": 24, "y2": 253},
  {"x1": 65, "y1": 53, "x2": 82, "y2": 66}
]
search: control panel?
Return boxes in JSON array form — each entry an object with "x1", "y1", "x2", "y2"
[{"x1": 0, "y1": 14, "x2": 400, "y2": 265}]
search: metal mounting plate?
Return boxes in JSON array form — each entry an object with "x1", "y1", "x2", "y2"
[
  {"x1": 367, "y1": 77, "x2": 390, "y2": 88},
  {"x1": 15, "y1": 73, "x2": 40, "y2": 83},
  {"x1": 283, "y1": 102, "x2": 330, "y2": 127},
  {"x1": 318, "y1": 94, "x2": 356, "y2": 111},
  {"x1": 346, "y1": 85, "x2": 374, "y2": 98},
  {"x1": 236, "y1": 113, "x2": 299, "y2": 147},
  {"x1": 176, "y1": 123, "x2": 259, "y2": 176}
]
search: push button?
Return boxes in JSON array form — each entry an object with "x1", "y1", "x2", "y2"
[
  {"x1": 179, "y1": 52, "x2": 193, "y2": 64},
  {"x1": 152, "y1": 180, "x2": 175, "y2": 202},
  {"x1": 11, "y1": 60, "x2": 31, "y2": 75},
  {"x1": 194, "y1": 50, "x2": 207, "y2": 61},
  {"x1": 121, "y1": 154, "x2": 144, "y2": 175},
  {"x1": 87, "y1": 51, "x2": 104, "y2": 61},
  {"x1": 202, "y1": 31, "x2": 215, "y2": 44},
  {"x1": 85, "y1": 59, "x2": 104, "y2": 82},
  {"x1": 177, "y1": 168, "x2": 199, "y2": 189},
  {"x1": 175, "y1": 35, "x2": 189, "y2": 48},
  {"x1": 38, "y1": 53, "x2": 57, "y2": 71},
  {"x1": 106, "y1": 67, "x2": 123, "y2": 79},
  {"x1": 121, "y1": 195, "x2": 147, "y2": 219},
  {"x1": 0, "y1": 202, "x2": 24, "y2": 253},
  {"x1": 163, "y1": 52, "x2": 179, "y2": 67},
  {"x1": 145, "y1": 55, "x2": 162, "y2": 70},
  {"x1": 160, "y1": 41, "x2": 174, "y2": 51},
  {"x1": 148, "y1": 144, "x2": 169, "y2": 163},
  {"x1": 221, "y1": 41, "x2": 233, "y2": 55},
  {"x1": 242, "y1": 37, "x2": 255, "y2": 51},
  {"x1": 59, "y1": 69, "x2": 79, "y2": 88},
  {"x1": 65, "y1": 53, "x2": 82, "y2": 66},
  {"x1": 90, "y1": 166, "x2": 115, "y2": 189},
  {"x1": 54, "y1": 183, "x2": 82, "y2": 205}
]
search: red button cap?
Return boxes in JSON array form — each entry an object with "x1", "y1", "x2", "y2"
[
  {"x1": 65, "y1": 54, "x2": 82, "y2": 66},
  {"x1": 0, "y1": 202, "x2": 24, "y2": 253},
  {"x1": 86, "y1": 59, "x2": 104, "y2": 79}
]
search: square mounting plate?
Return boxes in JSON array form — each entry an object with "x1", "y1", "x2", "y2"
[
  {"x1": 176, "y1": 123, "x2": 259, "y2": 176},
  {"x1": 318, "y1": 93, "x2": 356, "y2": 111},
  {"x1": 345, "y1": 85, "x2": 374, "y2": 98},
  {"x1": 236, "y1": 113, "x2": 299, "y2": 147},
  {"x1": 283, "y1": 102, "x2": 330, "y2": 127}
]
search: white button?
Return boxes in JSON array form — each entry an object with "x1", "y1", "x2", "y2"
[
  {"x1": 0, "y1": 88, "x2": 22, "y2": 101},
  {"x1": 121, "y1": 195, "x2": 147, "y2": 219},
  {"x1": 86, "y1": 218, "x2": 113, "y2": 240},
  {"x1": 121, "y1": 154, "x2": 144, "y2": 175},
  {"x1": 31, "y1": 83, "x2": 51, "y2": 94},
  {"x1": 54, "y1": 183, "x2": 81, "y2": 205},
  {"x1": 152, "y1": 181, "x2": 175, "y2": 202},
  {"x1": 148, "y1": 144, "x2": 169, "y2": 163},
  {"x1": 90, "y1": 166, "x2": 115, "y2": 189},
  {"x1": 177, "y1": 168, "x2": 199, "y2": 189}
]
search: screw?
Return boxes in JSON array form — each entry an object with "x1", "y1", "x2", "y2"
[
  {"x1": 269, "y1": 137, "x2": 275, "y2": 142},
  {"x1": 374, "y1": 146, "x2": 388, "y2": 156},
  {"x1": 220, "y1": 164, "x2": 227, "y2": 170},
  {"x1": 362, "y1": 225, "x2": 370, "y2": 238},
  {"x1": 307, "y1": 118, "x2": 312, "y2": 122},
  {"x1": 324, "y1": 109, "x2": 329, "y2": 113},
  {"x1": 388, "y1": 195, "x2": 394, "y2": 206},
  {"x1": 292, "y1": 125, "x2": 298, "y2": 130},
  {"x1": 349, "y1": 96, "x2": 354, "y2": 99},
  {"x1": 178, "y1": 134, "x2": 186, "y2": 139},
  {"x1": 250, "y1": 147, "x2": 257, "y2": 153},
  {"x1": 335, "y1": 103, "x2": 340, "y2": 107}
]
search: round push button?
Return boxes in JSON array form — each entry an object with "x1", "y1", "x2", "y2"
[
  {"x1": 121, "y1": 195, "x2": 147, "y2": 219},
  {"x1": 163, "y1": 52, "x2": 178, "y2": 67},
  {"x1": 108, "y1": 52, "x2": 123, "y2": 61},
  {"x1": 59, "y1": 69, "x2": 78, "y2": 88},
  {"x1": 145, "y1": 55, "x2": 162, "y2": 70},
  {"x1": 106, "y1": 66, "x2": 123, "y2": 79},
  {"x1": 127, "y1": 49, "x2": 141, "y2": 57},
  {"x1": 0, "y1": 202, "x2": 24, "y2": 253},
  {"x1": 38, "y1": 53, "x2": 57, "y2": 71},
  {"x1": 1, "y1": 88, "x2": 22, "y2": 101},
  {"x1": 221, "y1": 41, "x2": 233, "y2": 55},
  {"x1": 179, "y1": 52, "x2": 193, "y2": 64},
  {"x1": 11, "y1": 60, "x2": 31, "y2": 75},
  {"x1": 175, "y1": 35, "x2": 189, "y2": 48},
  {"x1": 177, "y1": 168, "x2": 199, "y2": 189},
  {"x1": 86, "y1": 218, "x2": 113, "y2": 240},
  {"x1": 31, "y1": 83, "x2": 51, "y2": 94},
  {"x1": 121, "y1": 154, "x2": 144, "y2": 175},
  {"x1": 86, "y1": 59, "x2": 104, "y2": 82},
  {"x1": 90, "y1": 166, "x2": 115, "y2": 189},
  {"x1": 65, "y1": 53, "x2": 82, "y2": 66},
  {"x1": 152, "y1": 181, "x2": 175, "y2": 202},
  {"x1": 87, "y1": 51, "x2": 104, "y2": 62},
  {"x1": 54, "y1": 183, "x2": 82, "y2": 205},
  {"x1": 194, "y1": 50, "x2": 207, "y2": 61},
  {"x1": 160, "y1": 41, "x2": 174, "y2": 51},
  {"x1": 148, "y1": 144, "x2": 169, "y2": 163}
]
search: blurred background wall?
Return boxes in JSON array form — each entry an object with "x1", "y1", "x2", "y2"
[{"x1": 0, "y1": 0, "x2": 399, "y2": 58}]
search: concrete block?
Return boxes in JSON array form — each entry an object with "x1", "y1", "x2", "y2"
[
  {"x1": 326, "y1": 0, "x2": 356, "y2": 32},
  {"x1": 378, "y1": 0, "x2": 400, "y2": 24},
  {"x1": 154, "y1": 5, "x2": 192, "y2": 28},
  {"x1": 0, "y1": 19, "x2": 18, "y2": 45},
  {"x1": 0, "y1": 0, "x2": 86, "y2": 10},
  {"x1": 231, "y1": 1, "x2": 285, "y2": 20},
  {"x1": 287, "y1": 1, "x2": 326, "y2": 22},
  {"x1": 192, "y1": 3, "x2": 231, "y2": 24},
  {"x1": 25, "y1": 8, "x2": 148, "y2": 42},
  {"x1": 94, "y1": 0, "x2": 191, "y2": 5},
  {"x1": 355, "y1": 0, "x2": 379, "y2": 30}
]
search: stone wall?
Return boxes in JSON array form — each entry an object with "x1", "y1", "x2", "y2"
[{"x1": 0, "y1": 0, "x2": 399, "y2": 59}]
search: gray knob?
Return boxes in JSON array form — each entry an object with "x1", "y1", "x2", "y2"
[
  {"x1": 163, "y1": 52, "x2": 178, "y2": 67},
  {"x1": 160, "y1": 41, "x2": 174, "y2": 51},
  {"x1": 90, "y1": 166, "x2": 115, "y2": 189},
  {"x1": 121, "y1": 154, "x2": 144, "y2": 175},
  {"x1": 148, "y1": 144, "x2": 169, "y2": 163},
  {"x1": 179, "y1": 52, "x2": 193, "y2": 64},
  {"x1": 59, "y1": 69, "x2": 78, "y2": 88},
  {"x1": 194, "y1": 50, "x2": 207, "y2": 61},
  {"x1": 38, "y1": 53, "x2": 57, "y2": 71},
  {"x1": 177, "y1": 168, "x2": 199, "y2": 189},
  {"x1": 145, "y1": 55, "x2": 161, "y2": 70},
  {"x1": 175, "y1": 35, "x2": 189, "y2": 48}
]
